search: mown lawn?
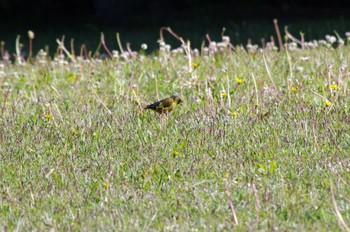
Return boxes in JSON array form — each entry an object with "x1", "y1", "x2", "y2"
[{"x1": 0, "y1": 27, "x2": 350, "y2": 231}]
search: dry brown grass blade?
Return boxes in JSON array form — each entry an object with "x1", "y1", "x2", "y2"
[
  {"x1": 225, "y1": 182, "x2": 239, "y2": 226},
  {"x1": 330, "y1": 180, "x2": 350, "y2": 232}
]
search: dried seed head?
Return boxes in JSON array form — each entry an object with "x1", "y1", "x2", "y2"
[{"x1": 28, "y1": 30, "x2": 35, "y2": 39}]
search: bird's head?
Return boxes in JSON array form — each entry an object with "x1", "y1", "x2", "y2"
[{"x1": 171, "y1": 94, "x2": 182, "y2": 104}]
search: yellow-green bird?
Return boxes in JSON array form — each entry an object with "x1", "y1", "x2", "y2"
[{"x1": 145, "y1": 95, "x2": 182, "y2": 114}]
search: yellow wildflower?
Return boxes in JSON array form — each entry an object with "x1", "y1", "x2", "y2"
[
  {"x1": 291, "y1": 87, "x2": 298, "y2": 93},
  {"x1": 325, "y1": 100, "x2": 332, "y2": 107},
  {"x1": 103, "y1": 183, "x2": 109, "y2": 190},
  {"x1": 133, "y1": 99, "x2": 140, "y2": 105},
  {"x1": 221, "y1": 92, "x2": 229, "y2": 98},
  {"x1": 230, "y1": 111, "x2": 238, "y2": 117},
  {"x1": 330, "y1": 84, "x2": 338, "y2": 90},
  {"x1": 173, "y1": 150, "x2": 180, "y2": 157},
  {"x1": 235, "y1": 77, "x2": 244, "y2": 84},
  {"x1": 191, "y1": 62, "x2": 200, "y2": 69},
  {"x1": 71, "y1": 128, "x2": 79, "y2": 136},
  {"x1": 43, "y1": 114, "x2": 53, "y2": 120}
]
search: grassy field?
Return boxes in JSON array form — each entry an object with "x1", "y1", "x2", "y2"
[{"x1": 1, "y1": 27, "x2": 350, "y2": 231}]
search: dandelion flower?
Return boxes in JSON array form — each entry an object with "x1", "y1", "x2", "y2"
[
  {"x1": 325, "y1": 35, "x2": 336, "y2": 44},
  {"x1": 28, "y1": 30, "x2": 35, "y2": 39},
  {"x1": 141, "y1": 43, "x2": 148, "y2": 50},
  {"x1": 235, "y1": 77, "x2": 244, "y2": 84},
  {"x1": 173, "y1": 150, "x2": 180, "y2": 157},
  {"x1": 221, "y1": 92, "x2": 229, "y2": 99},
  {"x1": 191, "y1": 62, "x2": 200, "y2": 69},
  {"x1": 325, "y1": 100, "x2": 332, "y2": 107},
  {"x1": 133, "y1": 99, "x2": 140, "y2": 105},
  {"x1": 330, "y1": 84, "x2": 338, "y2": 90},
  {"x1": 71, "y1": 128, "x2": 79, "y2": 136},
  {"x1": 43, "y1": 114, "x2": 53, "y2": 120},
  {"x1": 291, "y1": 87, "x2": 298, "y2": 93},
  {"x1": 230, "y1": 111, "x2": 238, "y2": 117}
]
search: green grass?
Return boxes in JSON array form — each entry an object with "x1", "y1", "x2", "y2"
[{"x1": 1, "y1": 29, "x2": 350, "y2": 231}]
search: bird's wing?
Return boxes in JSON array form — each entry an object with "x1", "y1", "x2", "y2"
[
  {"x1": 145, "y1": 98, "x2": 174, "y2": 109},
  {"x1": 158, "y1": 98, "x2": 174, "y2": 108},
  {"x1": 145, "y1": 101, "x2": 161, "y2": 109}
]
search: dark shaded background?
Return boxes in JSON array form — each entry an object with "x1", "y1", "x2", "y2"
[
  {"x1": 2, "y1": 0, "x2": 350, "y2": 28},
  {"x1": 1, "y1": 0, "x2": 350, "y2": 53}
]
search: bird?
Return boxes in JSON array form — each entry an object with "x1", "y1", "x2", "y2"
[{"x1": 145, "y1": 95, "x2": 182, "y2": 114}]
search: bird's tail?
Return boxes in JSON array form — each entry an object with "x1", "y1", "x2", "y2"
[{"x1": 145, "y1": 103, "x2": 158, "y2": 109}]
